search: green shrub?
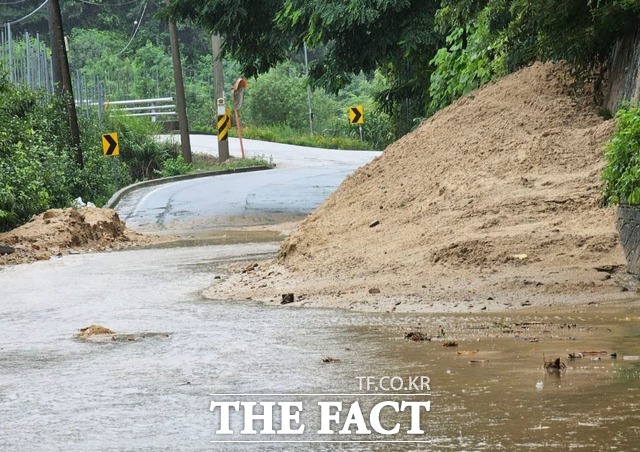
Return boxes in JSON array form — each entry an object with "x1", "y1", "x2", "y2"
[
  {"x1": 156, "y1": 155, "x2": 192, "y2": 177},
  {"x1": 240, "y1": 124, "x2": 370, "y2": 150},
  {"x1": 429, "y1": 14, "x2": 507, "y2": 114},
  {"x1": 102, "y1": 112, "x2": 179, "y2": 180},
  {"x1": 0, "y1": 66, "x2": 172, "y2": 231},
  {"x1": 603, "y1": 105, "x2": 640, "y2": 205},
  {"x1": 0, "y1": 75, "x2": 76, "y2": 230},
  {"x1": 243, "y1": 62, "x2": 341, "y2": 134}
]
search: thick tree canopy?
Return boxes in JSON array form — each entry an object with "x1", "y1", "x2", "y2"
[
  {"x1": 166, "y1": 0, "x2": 640, "y2": 130},
  {"x1": 278, "y1": 0, "x2": 442, "y2": 119},
  {"x1": 165, "y1": 0, "x2": 296, "y2": 77},
  {"x1": 165, "y1": 0, "x2": 442, "y2": 131}
]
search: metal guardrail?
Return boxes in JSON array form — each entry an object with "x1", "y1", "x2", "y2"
[
  {"x1": 105, "y1": 97, "x2": 176, "y2": 122},
  {"x1": 78, "y1": 97, "x2": 177, "y2": 122}
]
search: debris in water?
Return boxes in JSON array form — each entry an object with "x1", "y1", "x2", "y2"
[
  {"x1": 442, "y1": 341, "x2": 459, "y2": 347},
  {"x1": 369, "y1": 220, "x2": 380, "y2": 228},
  {"x1": 457, "y1": 350, "x2": 478, "y2": 356},
  {"x1": 321, "y1": 357, "x2": 341, "y2": 363},
  {"x1": 404, "y1": 331, "x2": 431, "y2": 342},
  {"x1": 77, "y1": 325, "x2": 115, "y2": 337},
  {"x1": 281, "y1": 293, "x2": 295, "y2": 304},
  {"x1": 535, "y1": 380, "x2": 544, "y2": 391},
  {"x1": 544, "y1": 357, "x2": 566, "y2": 374},
  {"x1": 623, "y1": 355, "x2": 640, "y2": 361},
  {"x1": 469, "y1": 359, "x2": 488, "y2": 364}
]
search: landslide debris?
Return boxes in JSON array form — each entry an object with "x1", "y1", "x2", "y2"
[
  {"x1": 0, "y1": 207, "x2": 156, "y2": 266},
  {"x1": 207, "y1": 62, "x2": 628, "y2": 310}
]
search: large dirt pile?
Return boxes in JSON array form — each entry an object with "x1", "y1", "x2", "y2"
[
  {"x1": 207, "y1": 62, "x2": 629, "y2": 312},
  {"x1": 0, "y1": 207, "x2": 156, "y2": 266}
]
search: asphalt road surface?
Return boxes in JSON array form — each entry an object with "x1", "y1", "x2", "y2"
[{"x1": 115, "y1": 135, "x2": 380, "y2": 235}]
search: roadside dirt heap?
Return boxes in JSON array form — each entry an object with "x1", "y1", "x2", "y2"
[
  {"x1": 208, "y1": 62, "x2": 630, "y2": 312},
  {"x1": 0, "y1": 207, "x2": 154, "y2": 266}
]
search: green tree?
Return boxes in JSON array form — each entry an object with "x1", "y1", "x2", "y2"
[
  {"x1": 166, "y1": 0, "x2": 443, "y2": 135},
  {"x1": 243, "y1": 61, "x2": 339, "y2": 132},
  {"x1": 436, "y1": 0, "x2": 640, "y2": 72},
  {"x1": 166, "y1": 0, "x2": 296, "y2": 77}
]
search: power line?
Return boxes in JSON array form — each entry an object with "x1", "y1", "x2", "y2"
[
  {"x1": 0, "y1": 0, "x2": 31, "y2": 6},
  {"x1": 75, "y1": 0, "x2": 141, "y2": 6},
  {"x1": 3, "y1": 0, "x2": 49, "y2": 26},
  {"x1": 115, "y1": 0, "x2": 147, "y2": 56}
]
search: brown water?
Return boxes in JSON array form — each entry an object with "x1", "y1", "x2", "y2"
[{"x1": 1, "y1": 243, "x2": 639, "y2": 450}]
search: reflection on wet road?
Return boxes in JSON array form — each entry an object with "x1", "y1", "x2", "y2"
[{"x1": 2, "y1": 244, "x2": 640, "y2": 450}]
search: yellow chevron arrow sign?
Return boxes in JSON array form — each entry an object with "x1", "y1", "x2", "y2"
[
  {"x1": 101, "y1": 133, "x2": 119, "y2": 156},
  {"x1": 349, "y1": 105, "x2": 364, "y2": 124}
]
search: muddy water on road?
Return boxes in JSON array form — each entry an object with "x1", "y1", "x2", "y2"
[{"x1": 1, "y1": 244, "x2": 640, "y2": 451}]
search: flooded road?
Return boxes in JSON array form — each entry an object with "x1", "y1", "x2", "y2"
[{"x1": 2, "y1": 244, "x2": 640, "y2": 450}]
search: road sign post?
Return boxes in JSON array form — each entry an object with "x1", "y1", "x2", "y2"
[
  {"x1": 217, "y1": 110, "x2": 230, "y2": 141},
  {"x1": 102, "y1": 132, "x2": 120, "y2": 187},
  {"x1": 102, "y1": 133, "x2": 119, "y2": 156},
  {"x1": 212, "y1": 34, "x2": 229, "y2": 162},
  {"x1": 217, "y1": 98, "x2": 231, "y2": 151},
  {"x1": 348, "y1": 105, "x2": 364, "y2": 142},
  {"x1": 232, "y1": 78, "x2": 247, "y2": 159}
]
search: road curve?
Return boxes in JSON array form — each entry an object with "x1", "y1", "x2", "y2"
[{"x1": 116, "y1": 135, "x2": 381, "y2": 235}]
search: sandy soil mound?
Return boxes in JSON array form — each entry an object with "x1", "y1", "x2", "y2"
[
  {"x1": 207, "y1": 62, "x2": 631, "y2": 312},
  {"x1": 0, "y1": 207, "x2": 156, "y2": 266},
  {"x1": 77, "y1": 324, "x2": 116, "y2": 337}
]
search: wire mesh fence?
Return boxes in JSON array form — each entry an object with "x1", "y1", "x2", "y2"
[{"x1": 1, "y1": 24, "x2": 53, "y2": 94}]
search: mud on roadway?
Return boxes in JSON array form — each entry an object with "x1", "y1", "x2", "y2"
[
  {"x1": 2, "y1": 62, "x2": 640, "y2": 342},
  {"x1": 206, "y1": 62, "x2": 640, "y2": 318}
]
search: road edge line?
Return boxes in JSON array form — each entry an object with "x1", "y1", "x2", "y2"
[{"x1": 105, "y1": 165, "x2": 273, "y2": 209}]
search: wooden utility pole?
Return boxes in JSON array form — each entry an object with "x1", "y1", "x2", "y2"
[
  {"x1": 211, "y1": 34, "x2": 229, "y2": 162},
  {"x1": 47, "y1": 0, "x2": 83, "y2": 168},
  {"x1": 167, "y1": 4, "x2": 192, "y2": 164},
  {"x1": 303, "y1": 43, "x2": 314, "y2": 136}
]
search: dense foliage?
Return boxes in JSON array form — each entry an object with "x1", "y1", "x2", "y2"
[
  {"x1": 167, "y1": 0, "x2": 443, "y2": 135},
  {"x1": 4, "y1": 0, "x2": 640, "y2": 229},
  {"x1": 166, "y1": 0, "x2": 640, "y2": 131},
  {"x1": 602, "y1": 106, "x2": 640, "y2": 205},
  {"x1": 0, "y1": 72, "x2": 113, "y2": 230},
  {"x1": 0, "y1": 67, "x2": 182, "y2": 231}
]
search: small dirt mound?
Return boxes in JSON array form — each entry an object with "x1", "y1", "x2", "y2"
[
  {"x1": 77, "y1": 324, "x2": 115, "y2": 338},
  {"x1": 0, "y1": 207, "x2": 157, "y2": 266}
]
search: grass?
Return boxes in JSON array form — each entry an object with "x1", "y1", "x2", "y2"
[
  {"x1": 192, "y1": 124, "x2": 372, "y2": 151},
  {"x1": 190, "y1": 153, "x2": 272, "y2": 173}
]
